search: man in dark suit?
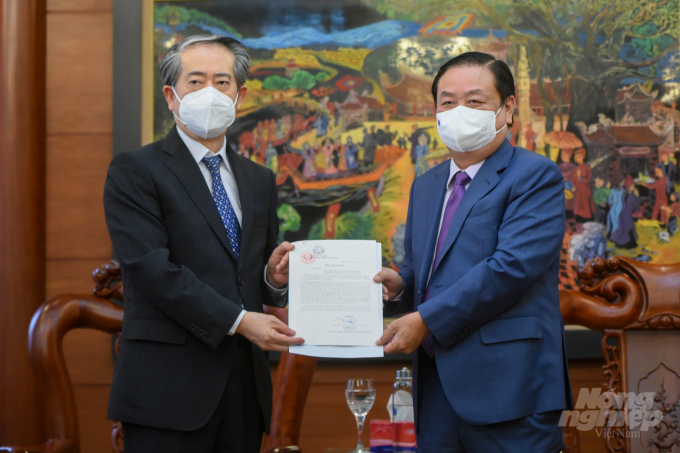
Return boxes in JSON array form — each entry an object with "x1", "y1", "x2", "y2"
[
  {"x1": 104, "y1": 35, "x2": 303, "y2": 453},
  {"x1": 375, "y1": 52, "x2": 572, "y2": 452}
]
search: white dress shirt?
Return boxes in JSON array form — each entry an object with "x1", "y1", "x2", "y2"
[
  {"x1": 392, "y1": 158, "x2": 486, "y2": 301},
  {"x1": 425, "y1": 158, "x2": 485, "y2": 286},
  {"x1": 177, "y1": 127, "x2": 286, "y2": 335}
]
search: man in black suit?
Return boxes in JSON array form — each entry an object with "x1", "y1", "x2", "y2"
[{"x1": 103, "y1": 35, "x2": 303, "y2": 453}]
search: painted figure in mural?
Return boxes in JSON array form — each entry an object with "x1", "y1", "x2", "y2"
[
  {"x1": 397, "y1": 133, "x2": 407, "y2": 150},
  {"x1": 321, "y1": 137, "x2": 338, "y2": 176},
  {"x1": 610, "y1": 175, "x2": 641, "y2": 248},
  {"x1": 105, "y1": 35, "x2": 302, "y2": 453},
  {"x1": 557, "y1": 148, "x2": 575, "y2": 216},
  {"x1": 593, "y1": 177, "x2": 610, "y2": 224},
  {"x1": 277, "y1": 119, "x2": 284, "y2": 140},
  {"x1": 254, "y1": 120, "x2": 263, "y2": 142},
  {"x1": 268, "y1": 119, "x2": 277, "y2": 141},
  {"x1": 524, "y1": 123, "x2": 536, "y2": 152},
  {"x1": 313, "y1": 140, "x2": 326, "y2": 173},
  {"x1": 321, "y1": 113, "x2": 329, "y2": 136},
  {"x1": 313, "y1": 115, "x2": 323, "y2": 137},
  {"x1": 376, "y1": 125, "x2": 389, "y2": 146},
  {"x1": 237, "y1": 142, "x2": 249, "y2": 158},
  {"x1": 409, "y1": 124, "x2": 420, "y2": 164},
  {"x1": 261, "y1": 119, "x2": 270, "y2": 145},
  {"x1": 345, "y1": 136, "x2": 359, "y2": 171},
  {"x1": 659, "y1": 153, "x2": 677, "y2": 195},
  {"x1": 265, "y1": 142, "x2": 278, "y2": 173},
  {"x1": 645, "y1": 166, "x2": 669, "y2": 224},
  {"x1": 606, "y1": 180, "x2": 624, "y2": 236},
  {"x1": 386, "y1": 125, "x2": 395, "y2": 145},
  {"x1": 361, "y1": 127, "x2": 377, "y2": 164},
  {"x1": 662, "y1": 192, "x2": 680, "y2": 236},
  {"x1": 414, "y1": 133, "x2": 430, "y2": 177},
  {"x1": 569, "y1": 222, "x2": 608, "y2": 268},
  {"x1": 301, "y1": 142, "x2": 316, "y2": 180},
  {"x1": 571, "y1": 148, "x2": 594, "y2": 223},
  {"x1": 508, "y1": 120, "x2": 521, "y2": 147},
  {"x1": 375, "y1": 52, "x2": 570, "y2": 452},
  {"x1": 335, "y1": 137, "x2": 346, "y2": 172}
]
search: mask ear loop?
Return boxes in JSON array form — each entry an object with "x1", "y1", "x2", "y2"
[
  {"x1": 172, "y1": 86, "x2": 188, "y2": 126},
  {"x1": 494, "y1": 103, "x2": 508, "y2": 135}
]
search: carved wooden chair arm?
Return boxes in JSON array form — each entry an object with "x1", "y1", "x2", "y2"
[{"x1": 28, "y1": 295, "x2": 123, "y2": 453}]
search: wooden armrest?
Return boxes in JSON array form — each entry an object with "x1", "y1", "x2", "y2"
[
  {"x1": 262, "y1": 447, "x2": 301, "y2": 453},
  {"x1": 0, "y1": 439, "x2": 73, "y2": 453},
  {"x1": 262, "y1": 436, "x2": 301, "y2": 453}
]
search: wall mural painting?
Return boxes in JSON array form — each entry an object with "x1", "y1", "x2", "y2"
[{"x1": 150, "y1": 0, "x2": 680, "y2": 289}]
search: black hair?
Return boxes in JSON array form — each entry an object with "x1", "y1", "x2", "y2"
[{"x1": 431, "y1": 52, "x2": 515, "y2": 106}]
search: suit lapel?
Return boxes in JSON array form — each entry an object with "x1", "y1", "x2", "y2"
[
  {"x1": 225, "y1": 145, "x2": 254, "y2": 273},
  {"x1": 162, "y1": 127, "x2": 237, "y2": 261},
  {"x1": 433, "y1": 140, "x2": 515, "y2": 271},
  {"x1": 417, "y1": 163, "x2": 449, "y2": 293}
]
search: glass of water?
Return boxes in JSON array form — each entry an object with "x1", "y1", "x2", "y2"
[{"x1": 345, "y1": 379, "x2": 376, "y2": 453}]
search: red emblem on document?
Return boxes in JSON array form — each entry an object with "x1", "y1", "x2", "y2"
[{"x1": 300, "y1": 251, "x2": 316, "y2": 264}]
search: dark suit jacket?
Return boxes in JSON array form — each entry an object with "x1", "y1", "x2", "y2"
[
  {"x1": 103, "y1": 126, "x2": 283, "y2": 432},
  {"x1": 393, "y1": 140, "x2": 573, "y2": 426}
]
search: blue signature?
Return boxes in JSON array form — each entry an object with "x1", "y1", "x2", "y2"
[{"x1": 336, "y1": 317, "x2": 358, "y2": 325}]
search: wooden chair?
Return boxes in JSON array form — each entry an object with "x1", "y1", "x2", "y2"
[
  {"x1": 1, "y1": 261, "x2": 316, "y2": 453},
  {"x1": 559, "y1": 256, "x2": 680, "y2": 453}
]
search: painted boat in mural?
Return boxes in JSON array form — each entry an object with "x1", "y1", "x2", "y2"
[
  {"x1": 280, "y1": 162, "x2": 389, "y2": 191},
  {"x1": 276, "y1": 144, "x2": 405, "y2": 191}
]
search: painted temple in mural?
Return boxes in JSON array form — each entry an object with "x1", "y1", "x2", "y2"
[{"x1": 152, "y1": 1, "x2": 680, "y2": 289}]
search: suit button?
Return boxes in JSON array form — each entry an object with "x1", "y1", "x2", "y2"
[
  {"x1": 203, "y1": 332, "x2": 209, "y2": 339},
  {"x1": 239, "y1": 277, "x2": 245, "y2": 286}
]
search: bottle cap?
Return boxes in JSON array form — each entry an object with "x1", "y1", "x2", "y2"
[{"x1": 396, "y1": 367, "x2": 411, "y2": 379}]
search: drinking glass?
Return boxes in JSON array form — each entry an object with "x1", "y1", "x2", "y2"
[{"x1": 345, "y1": 378, "x2": 376, "y2": 453}]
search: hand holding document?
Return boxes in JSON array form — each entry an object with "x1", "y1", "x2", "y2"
[{"x1": 288, "y1": 240, "x2": 384, "y2": 358}]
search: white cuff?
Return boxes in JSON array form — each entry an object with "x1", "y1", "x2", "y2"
[
  {"x1": 264, "y1": 264, "x2": 288, "y2": 297},
  {"x1": 228, "y1": 309, "x2": 247, "y2": 335},
  {"x1": 391, "y1": 289, "x2": 405, "y2": 302}
]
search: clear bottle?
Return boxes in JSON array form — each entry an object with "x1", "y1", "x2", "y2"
[{"x1": 391, "y1": 367, "x2": 413, "y2": 422}]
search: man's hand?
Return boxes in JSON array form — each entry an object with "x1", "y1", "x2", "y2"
[
  {"x1": 236, "y1": 312, "x2": 304, "y2": 352},
  {"x1": 373, "y1": 267, "x2": 405, "y2": 301},
  {"x1": 267, "y1": 242, "x2": 295, "y2": 288},
  {"x1": 376, "y1": 312, "x2": 430, "y2": 354}
]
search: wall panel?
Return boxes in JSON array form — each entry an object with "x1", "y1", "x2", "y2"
[
  {"x1": 46, "y1": 259, "x2": 113, "y2": 299},
  {"x1": 47, "y1": 0, "x2": 112, "y2": 12},
  {"x1": 44, "y1": 0, "x2": 114, "y2": 450},
  {"x1": 46, "y1": 134, "x2": 112, "y2": 259},
  {"x1": 46, "y1": 11, "x2": 113, "y2": 135}
]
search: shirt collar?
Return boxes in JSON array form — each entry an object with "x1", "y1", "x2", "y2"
[
  {"x1": 177, "y1": 126, "x2": 233, "y2": 174},
  {"x1": 447, "y1": 157, "x2": 486, "y2": 187}
]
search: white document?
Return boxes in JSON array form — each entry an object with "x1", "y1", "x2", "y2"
[{"x1": 288, "y1": 240, "x2": 384, "y2": 358}]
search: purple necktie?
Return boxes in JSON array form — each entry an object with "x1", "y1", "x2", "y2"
[{"x1": 422, "y1": 170, "x2": 471, "y2": 357}]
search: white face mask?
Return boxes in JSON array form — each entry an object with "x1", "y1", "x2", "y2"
[
  {"x1": 172, "y1": 86, "x2": 238, "y2": 139},
  {"x1": 436, "y1": 105, "x2": 507, "y2": 153}
]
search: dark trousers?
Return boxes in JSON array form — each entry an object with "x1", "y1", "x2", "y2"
[
  {"x1": 417, "y1": 350, "x2": 565, "y2": 453},
  {"x1": 122, "y1": 339, "x2": 264, "y2": 453}
]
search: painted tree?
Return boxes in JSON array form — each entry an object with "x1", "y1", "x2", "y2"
[{"x1": 367, "y1": 0, "x2": 679, "y2": 130}]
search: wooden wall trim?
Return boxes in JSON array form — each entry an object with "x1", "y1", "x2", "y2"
[{"x1": 0, "y1": 0, "x2": 47, "y2": 444}]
